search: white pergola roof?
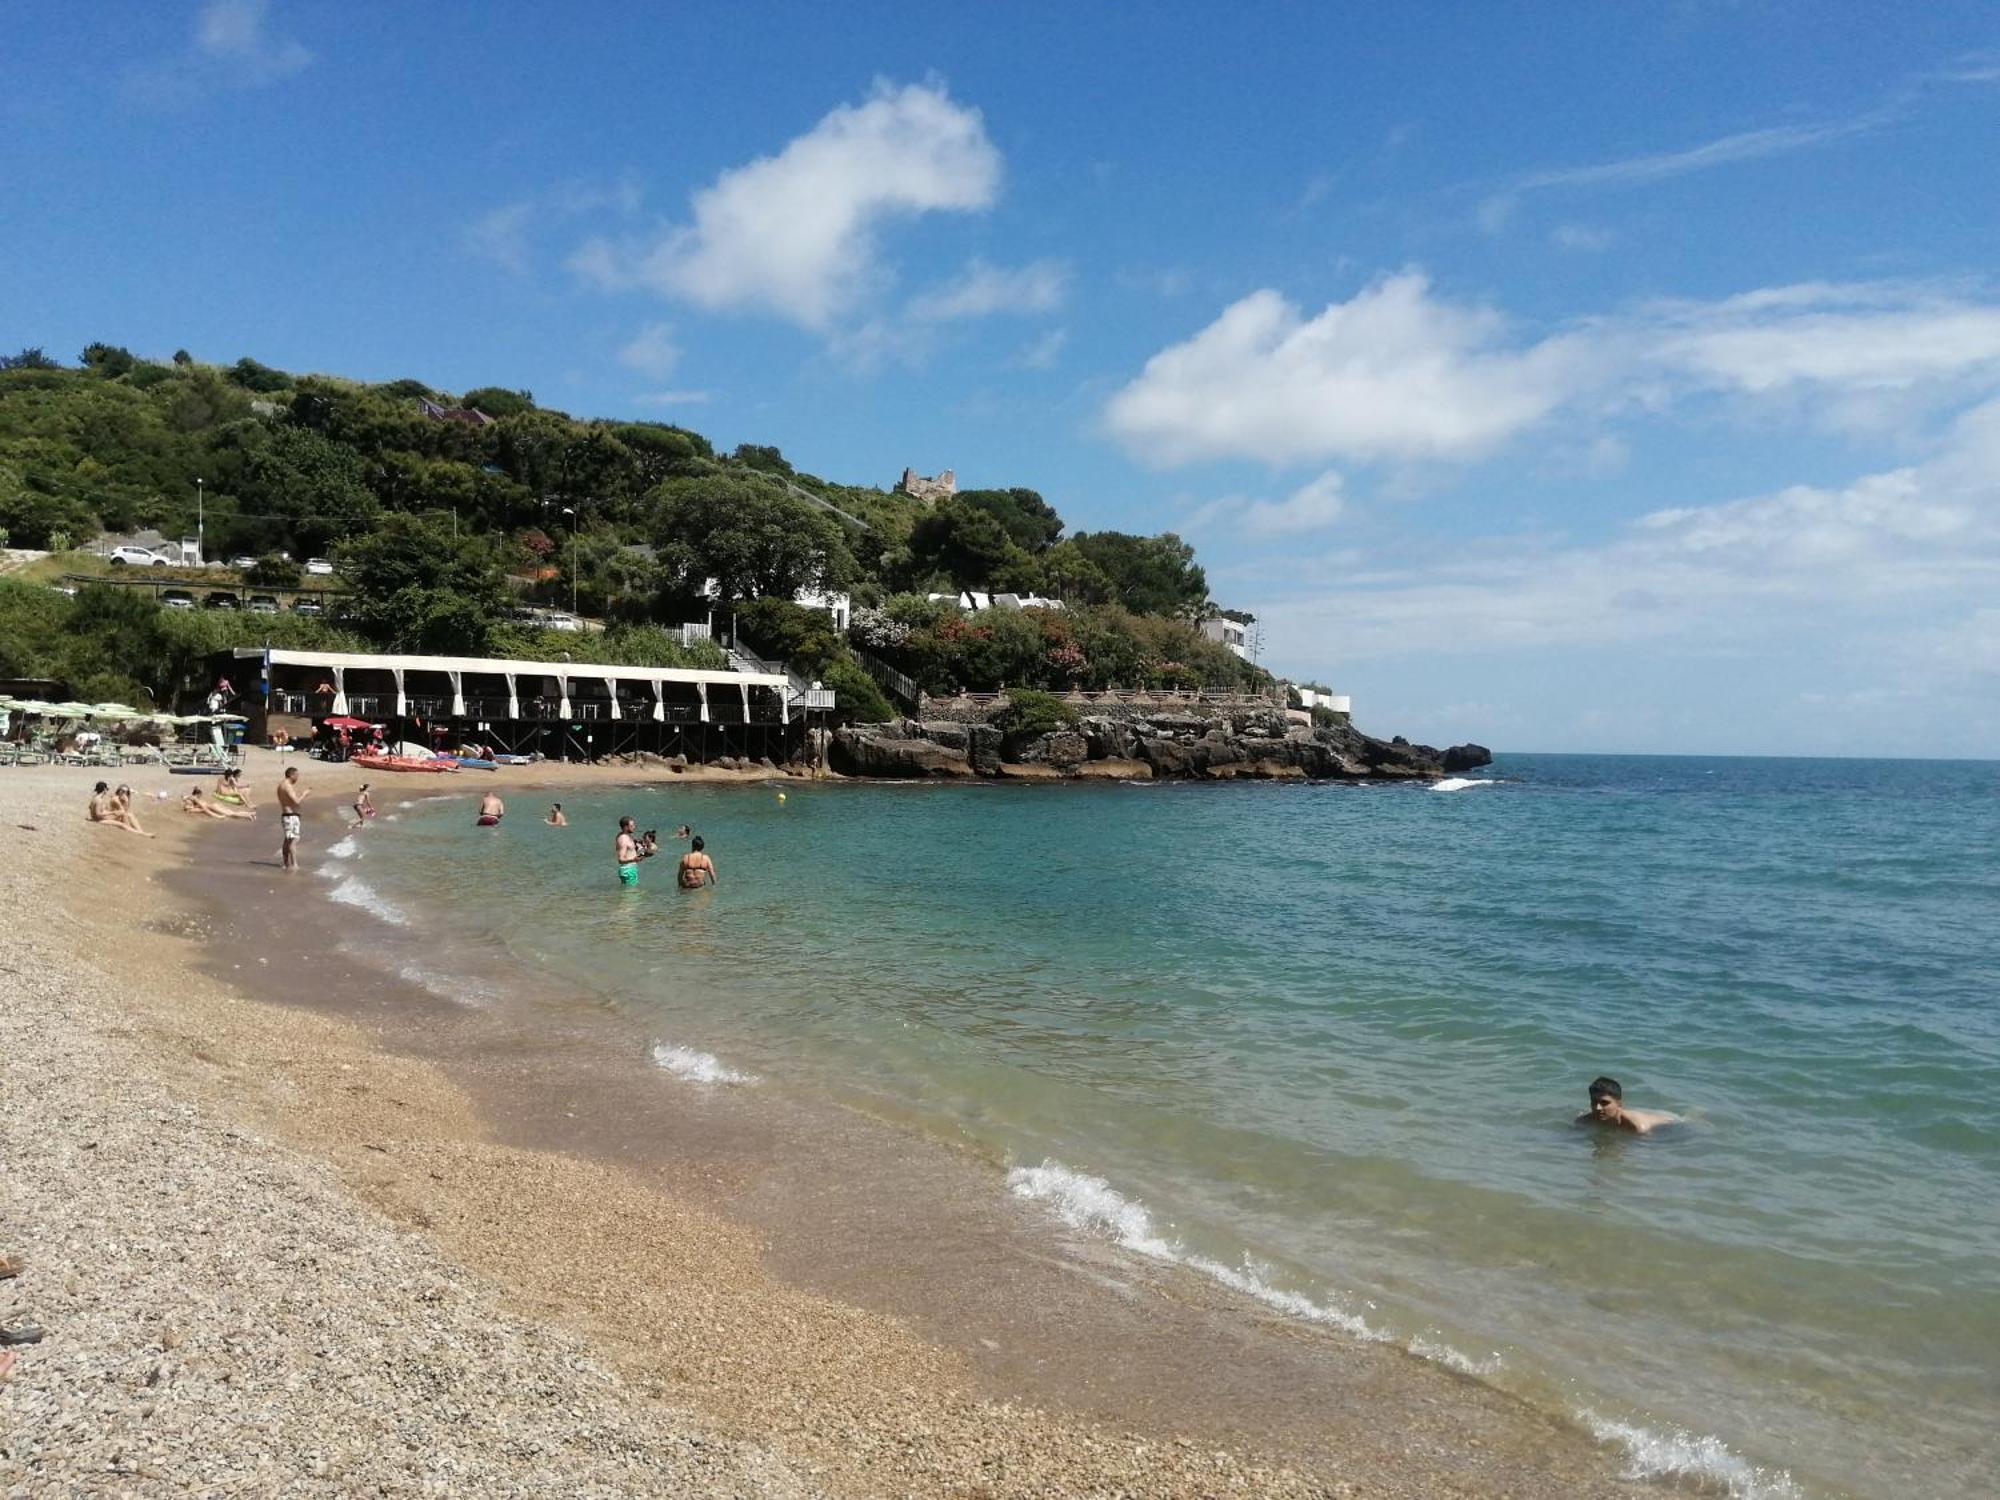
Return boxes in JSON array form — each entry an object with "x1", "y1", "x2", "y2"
[{"x1": 240, "y1": 646, "x2": 786, "y2": 691}]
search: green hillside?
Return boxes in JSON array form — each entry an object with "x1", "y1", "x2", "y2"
[{"x1": 0, "y1": 344, "x2": 1267, "y2": 716}]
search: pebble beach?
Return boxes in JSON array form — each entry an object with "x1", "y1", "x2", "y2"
[{"x1": 1, "y1": 755, "x2": 1645, "y2": 1498}]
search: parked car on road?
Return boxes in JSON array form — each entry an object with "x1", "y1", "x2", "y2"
[
  {"x1": 304, "y1": 557, "x2": 334, "y2": 576},
  {"x1": 291, "y1": 597, "x2": 323, "y2": 616},
  {"x1": 161, "y1": 589, "x2": 195, "y2": 610},
  {"x1": 109, "y1": 545, "x2": 167, "y2": 566},
  {"x1": 247, "y1": 594, "x2": 280, "y2": 614},
  {"x1": 203, "y1": 591, "x2": 239, "y2": 610},
  {"x1": 229, "y1": 554, "x2": 259, "y2": 570}
]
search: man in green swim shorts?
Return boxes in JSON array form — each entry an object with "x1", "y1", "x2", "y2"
[{"x1": 614, "y1": 815, "x2": 643, "y2": 886}]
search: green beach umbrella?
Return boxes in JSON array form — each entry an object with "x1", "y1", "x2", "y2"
[
  {"x1": 10, "y1": 699, "x2": 57, "y2": 714},
  {"x1": 50, "y1": 702, "x2": 96, "y2": 718},
  {"x1": 89, "y1": 703, "x2": 146, "y2": 719}
]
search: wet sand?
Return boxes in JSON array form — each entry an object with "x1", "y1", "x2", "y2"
[{"x1": 12, "y1": 752, "x2": 1648, "y2": 1496}]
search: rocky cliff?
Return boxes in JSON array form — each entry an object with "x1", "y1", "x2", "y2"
[{"x1": 830, "y1": 706, "x2": 1490, "y2": 783}]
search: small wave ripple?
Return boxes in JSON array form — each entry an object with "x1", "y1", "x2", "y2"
[{"x1": 651, "y1": 1042, "x2": 758, "y2": 1085}]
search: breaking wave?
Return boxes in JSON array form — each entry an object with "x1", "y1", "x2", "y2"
[
  {"x1": 1006, "y1": 1160, "x2": 1498, "y2": 1372},
  {"x1": 651, "y1": 1042, "x2": 758, "y2": 1085},
  {"x1": 1580, "y1": 1410, "x2": 1802, "y2": 1500},
  {"x1": 324, "y1": 876, "x2": 408, "y2": 926}
]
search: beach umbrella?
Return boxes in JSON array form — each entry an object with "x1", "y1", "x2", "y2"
[
  {"x1": 89, "y1": 703, "x2": 146, "y2": 719},
  {"x1": 212, "y1": 713, "x2": 249, "y2": 723},
  {"x1": 10, "y1": 699, "x2": 57, "y2": 714},
  {"x1": 50, "y1": 702, "x2": 96, "y2": 718}
]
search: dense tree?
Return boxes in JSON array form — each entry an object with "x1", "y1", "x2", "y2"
[
  {"x1": 905, "y1": 498, "x2": 1020, "y2": 588},
  {"x1": 80, "y1": 343, "x2": 137, "y2": 377},
  {"x1": 240, "y1": 425, "x2": 379, "y2": 555},
  {"x1": 957, "y1": 487, "x2": 1063, "y2": 552},
  {"x1": 647, "y1": 475, "x2": 854, "y2": 606},
  {"x1": 1, "y1": 348, "x2": 61, "y2": 370},
  {"x1": 1066, "y1": 531, "x2": 1208, "y2": 618},
  {"x1": 228, "y1": 356, "x2": 293, "y2": 392},
  {"x1": 336, "y1": 513, "x2": 512, "y2": 654},
  {"x1": 731, "y1": 443, "x2": 794, "y2": 477},
  {"x1": 459, "y1": 386, "x2": 534, "y2": 417}
]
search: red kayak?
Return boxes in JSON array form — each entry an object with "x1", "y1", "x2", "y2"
[{"x1": 352, "y1": 754, "x2": 459, "y2": 773}]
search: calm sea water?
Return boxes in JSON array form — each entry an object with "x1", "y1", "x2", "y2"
[{"x1": 332, "y1": 756, "x2": 2000, "y2": 1499}]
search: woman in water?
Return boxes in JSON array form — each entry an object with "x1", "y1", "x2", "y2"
[
  {"x1": 546, "y1": 803, "x2": 568, "y2": 826},
  {"x1": 677, "y1": 835, "x2": 717, "y2": 888},
  {"x1": 351, "y1": 783, "x2": 376, "y2": 827}
]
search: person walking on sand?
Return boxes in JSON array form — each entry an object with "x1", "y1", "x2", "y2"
[
  {"x1": 614, "y1": 815, "x2": 645, "y2": 887},
  {"x1": 546, "y1": 803, "x2": 567, "y2": 826},
  {"x1": 477, "y1": 790, "x2": 505, "y2": 826},
  {"x1": 276, "y1": 765, "x2": 309, "y2": 872},
  {"x1": 677, "y1": 835, "x2": 717, "y2": 889},
  {"x1": 1578, "y1": 1076, "x2": 1679, "y2": 1135}
]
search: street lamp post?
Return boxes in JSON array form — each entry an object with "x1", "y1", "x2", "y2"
[
  {"x1": 195, "y1": 478, "x2": 205, "y2": 566},
  {"x1": 561, "y1": 505, "x2": 577, "y2": 617}
]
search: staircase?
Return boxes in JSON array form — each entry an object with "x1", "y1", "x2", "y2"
[{"x1": 724, "y1": 639, "x2": 835, "y2": 712}]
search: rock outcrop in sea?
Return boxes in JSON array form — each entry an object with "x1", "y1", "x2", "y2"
[{"x1": 830, "y1": 705, "x2": 1491, "y2": 782}]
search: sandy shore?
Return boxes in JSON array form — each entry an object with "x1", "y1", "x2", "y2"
[{"x1": 2, "y1": 752, "x2": 1645, "y2": 1497}]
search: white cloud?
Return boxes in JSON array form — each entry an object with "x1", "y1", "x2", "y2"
[
  {"x1": 1191, "y1": 471, "x2": 1348, "y2": 540},
  {"x1": 464, "y1": 201, "x2": 534, "y2": 275},
  {"x1": 1255, "y1": 395, "x2": 2000, "y2": 671},
  {"x1": 632, "y1": 390, "x2": 712, "y2": 407},
  {"x1": 572, "y1": 80, "x2": 1002, "y2": 329},
  {"x1": 1108, "y1": 272, "x2": 2000, "y2": 470},
  {"x1": 909, "y1": 258, "x2": 1068, "y2": 322},
  {"x1": 1550, "y1": 224, "x2": 1614, "y2": 253},
  {"x1": 1017, "y1": 327, "x2": 1068, "y2": 370},
  {"x1": 1644, "y1": 283, "x2": 2000, "y2": 396},
  {"x1": 1105, "y1": 272, "x2": 1592, "y2": 466},
  {"x1": 615, "y1": 323, "x2": 681, "y2": 380},
  {"x1": 195, "y1": 0, "x2": 311, "y2": 83}
]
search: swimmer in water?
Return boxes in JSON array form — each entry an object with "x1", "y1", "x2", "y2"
[
  {"x1": 546, "y1": 803, "x2": 567, "y2": 826},
  {"x1": 677, "y1": 834, "x2": 716, "y2": 889},
  {"x1": 1578, "y1": 1076, "x2": 1678, "y2": 1135}
]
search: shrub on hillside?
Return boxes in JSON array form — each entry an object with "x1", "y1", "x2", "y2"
[{"x1": 990, "y1": 687, "x2": 1078, "y2": 739}]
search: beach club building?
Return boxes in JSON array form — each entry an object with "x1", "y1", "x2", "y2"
[{"x1": 223, "y1": 646, "x2": 817, "y2": 763}]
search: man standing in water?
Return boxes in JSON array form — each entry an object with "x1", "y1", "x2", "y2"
[
  {"x1": 276, "y1": 765, "x2": 309, "y2": 872},
  {"x1": 677, "y1": 834, "x2": 717, "y2": 889},
  {"x1": 1578, "y1": 1076, "x2": 1677, "y2": 1134},
  {"x1": 613, "y1": 815, "x2": 644, "y2": 887},
  {"x1": 478, "y1": 789, "x2": 505, "y2": 825}
]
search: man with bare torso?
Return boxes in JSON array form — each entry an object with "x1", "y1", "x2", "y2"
[
  {"x1": 614, "y1": 815, "x2": 644, "y2": 887},
  {"x1": 1578, "y1": 1076, "x2": 1678, "y2": 1135},
  {"x1": 276, "y1": 765, "x2": 309, "y2": 872},
  {"x1": 478, "y1": 790, "x2": 505, "y2": 824}
]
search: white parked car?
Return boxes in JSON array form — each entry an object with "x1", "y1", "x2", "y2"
[
  {"x1": 109, "y1": 544, "x2": 167, "y2": 566},
  {"x1": 542, "y1": 611, "x2": 584, "y2": 632},
  {"x1": 304, "y1": 557, "x2": 334, "y2": 576},
  {"x1": 229, "y1": 554, "x2": 259, "y2": 570}
]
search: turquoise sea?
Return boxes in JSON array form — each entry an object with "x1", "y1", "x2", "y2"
[{"x1": 326, "y1": 755, "x2": 2000, "y2": 1499}]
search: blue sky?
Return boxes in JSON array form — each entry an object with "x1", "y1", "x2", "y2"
[{"x1": 6, "y1": 2, "x2": 1999, "y2": 756}]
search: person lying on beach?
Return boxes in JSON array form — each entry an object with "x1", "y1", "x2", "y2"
[
  {"x1": 1578, "y1": 1076, "x2": 1678, "y2": 1134},
  {"x1": 183, "y1": 788, "x2": 253, "y2": 820},
  {"x1": 546, "y1": 803, "x2": 567, "y2": 826},
  {"x1": 102, "y1": 785, "x2": 155, "y2": 838},
  {"x1": 677, "y1": 836, "x2": 716, "y2": 889}
]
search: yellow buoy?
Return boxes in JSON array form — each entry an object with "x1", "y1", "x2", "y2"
[{"x1": 777, "y1": 792, "x2": 787, "y2": 803}]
